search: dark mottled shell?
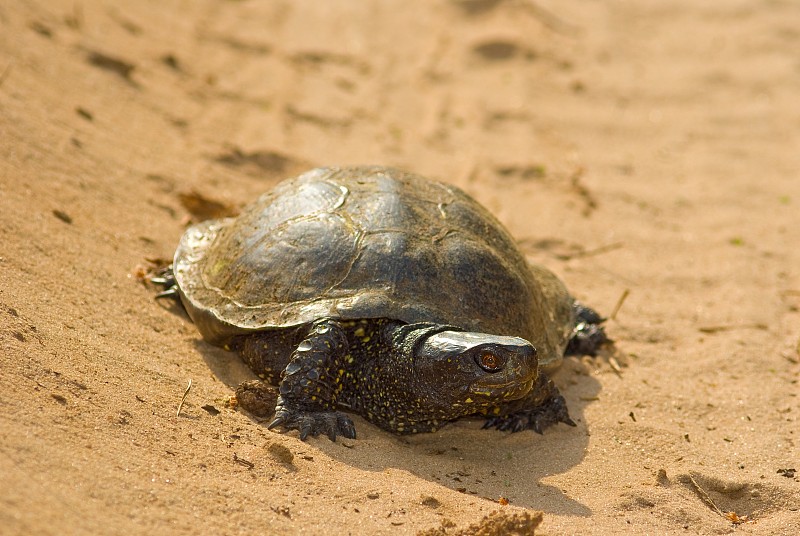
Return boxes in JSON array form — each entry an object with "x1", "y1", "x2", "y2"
[{"x1": 174, "y1": 166, "x2": 575, "y2": 368}]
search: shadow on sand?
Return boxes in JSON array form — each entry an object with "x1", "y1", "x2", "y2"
[{"x1": 193, "y1": 335, "x2": 602, "y2": 516}]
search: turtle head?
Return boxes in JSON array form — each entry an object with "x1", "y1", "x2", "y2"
[{"x1": 403, "y1": 327, "x2": 539, "y2": 415}]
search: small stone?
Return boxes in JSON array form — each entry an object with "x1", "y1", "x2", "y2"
[
  {"x1": 235, "y1": 380, "x2": 278, "y2": 417},
  {"x1": 656, "y1": 468, "x2": 669, "y2": 486},
  {"x1": 52, "y1": 209, "x2": 73, "y2": 224},
  {"x1": 420, "y1": 495, "x2": 441, "y2": 509},
  {"x1": 268, "y1": 443, "x2": 294, "y2": 464}
]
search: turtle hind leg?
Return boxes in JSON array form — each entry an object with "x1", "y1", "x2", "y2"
[
  {"x1": 268, "y1": 319, "x2": 357, "y2": 441},
  {"x1": 574, "y1": 301, "x2": 605, "y2": 325},
  {"x1": 565, "y1": 301, "x2": 611, "y2": 357},
  {"x1": 482, "y1": 375, "x2": 575, "y2": 434}
]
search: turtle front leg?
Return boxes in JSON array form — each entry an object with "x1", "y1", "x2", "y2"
[
  {"x1": 482, "y1": 374, "x2": 576, "y2": 434},
  {"x1": 267, "y1": 319, "x2": 356, "y2": 441}
]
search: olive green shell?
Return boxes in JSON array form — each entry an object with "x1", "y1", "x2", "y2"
[{"x1": 173, "y1": 166, "x2": 575, "y2": 369}]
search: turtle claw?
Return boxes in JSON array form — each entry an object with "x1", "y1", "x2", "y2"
[
  {"x1": 268, "y1": 407, "x2": 356, "y2": 442},
  {"x1": 337, "y1": 414, "x2": 357, "y2": 439},
  {"x1": 530, "y1": 419, "x2": 544, "y2": 435},
  {"x1": 149, "y1": 266, "x2": 183, "y2": 303},
  {"x1": 155, "y1": 287, "x2": 179, "y2": 300},
  {"x1": 299, "y1": 421, "x2": 313, "y2": 441},
  {"x1": 267, "y1": 416, "x2": 286, "y2": 430},
  {"x1": 483, "y1": 394, "x2": 575, "y2": 435}
]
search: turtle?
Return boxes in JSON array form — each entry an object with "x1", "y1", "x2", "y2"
[{"x1": 155, "y1": 166, "x2": 607, "y2": 441}]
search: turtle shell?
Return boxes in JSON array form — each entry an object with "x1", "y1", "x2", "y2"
[{"x1": 173, "y1": 166, "x2": 575, "y2": 368}]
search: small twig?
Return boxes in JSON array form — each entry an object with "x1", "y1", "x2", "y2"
[
  {"x1": 233, "y1": 453, "x2": 255, "y2": 469},
  {"x1": 65, "y1": 3, "x2": 84, "y2": 30},
  {"x1": 522, "y1": 1, "x2": 579, "y2": 35},
  {"x1": 698, "y1": 323, "x2": 768, "y2": 334},
  {"x1": 610, "y1": 289, "x2": 630, "y2": 321},
  {"x1": 608, "y1": 356, "x2": 623, "y2": 376},
  {"x1": 684, "y1": 473, "x2": 726, "y2": 517},
  {"x1": 176, "y1": 379, "x2": 192, "y2": 417},
  {"x1": 0, "y1": 63, "x2": 12, "y2": 88},
  {"x1": 568, "y1": 166, "x2": 598, "y2": 217},
  {"x1": 556, "y1": 242, "x2": 624, "y2": 261}
]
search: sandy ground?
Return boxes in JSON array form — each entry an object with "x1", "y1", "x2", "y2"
[{"x1": 1, "y1": 1, "x2": 799, "y2": 534}]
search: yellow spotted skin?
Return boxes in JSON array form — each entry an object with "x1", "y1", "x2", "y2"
[
  {"x1": 230, "y1": 317, "x2": 573, "y2": 437},
  {"x1": 233, "y1": 318, "x2": 447, "y2": 434}
]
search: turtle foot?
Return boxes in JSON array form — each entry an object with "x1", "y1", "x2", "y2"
[
  {"x1": 483, "y1": 394, "x2": 575, "y2": 434},
  {"x1": 268, "y1": 404, "x2": 356, "y2": 441}
]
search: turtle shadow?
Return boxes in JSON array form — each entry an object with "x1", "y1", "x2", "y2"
[
  {"x1": 192, "y1": 340, "x2": 601, "y2": 516},
  {"x1": 312, "y1": 361, "x2": 601, "y2": 515},
  {"x1": 192, "y1": 339, "x2": 257, "y2": 387}
]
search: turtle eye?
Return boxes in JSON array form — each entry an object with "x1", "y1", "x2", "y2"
[{"x1": 477, "y1": 351, "x2": 503, "y2": 372}]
